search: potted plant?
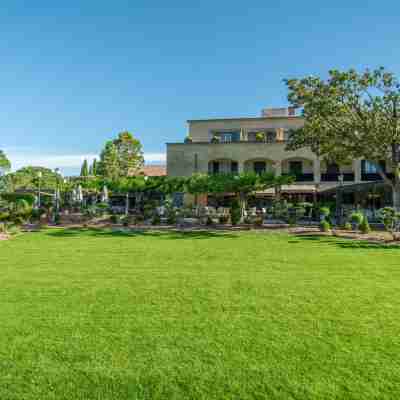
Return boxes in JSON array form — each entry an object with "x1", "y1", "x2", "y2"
[
  {"x1": 320, "y1": 219, "x2": 331, "y2": 232},
  {"x1": 319, "y1": 206, "x2": 331, "y2": 222},
  {"x1": 184, "y1": 135, "x2": 193, "y2": 144},
  {"x1": 350, "y1": 211, "x2": 364, "y2": 231},
  {"x1": 211, "y1": 135, "x2": 220, "y2": 144},
  {"x1": 359, "y1": 215, "x2": 371, "y2": 234},
  {"x1": 255, "y1": 132, "x2": 266, "y2": 142}
]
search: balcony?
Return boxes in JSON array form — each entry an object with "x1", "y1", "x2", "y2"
[{"x1": 321, "y1": 173, "x2": 355, "y2": 182}]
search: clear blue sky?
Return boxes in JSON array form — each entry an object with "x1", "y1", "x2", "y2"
[{"x1": 1, "y1": 0, "x2": 400, "y2": 174}]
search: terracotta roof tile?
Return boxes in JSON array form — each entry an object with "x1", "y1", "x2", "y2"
[{"x1": 135, "y1": 165, "x2": 166, "y2": 177}]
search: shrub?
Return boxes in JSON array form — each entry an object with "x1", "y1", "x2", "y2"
[
  {"x1": 0, "y1": 211, "x2": 10, "y2": 222},
  {"x1": 166, "y1": 212, "x2": 176, "y2": 225},
  {"x1": 110, "y1": 214, "x2": 120, "y2": 224},
  {"x1": 31, "y1": 208, "x2": 46, "y2": 222},
  {"x1": 206, "y1": 216, "x2": 213, "y2": 226},
  {"x1": 359, "y1": 216, "x2": 371, "y2": 234},
  {"x1": 135, "y1": 214, "x2": 144, "y2": 224},
  {"x1": 120, "y1": 216, "x2": 129, "y2": 227},
  {"x1": 350, "y1": 212, "x2": 364, "y2": 229},
  {"x1": 219, "y1": 215, "x2": 230, "y2": 224},
  {"x1": 96, "y1": 202, "x2": 110, "y2": 215},
  {"x1": 230, "y1": 200, "x2": 241, "y2": 225},
  {"x1": 271, "y1": 200, "x2": 289, "y2": 220},
  {"x1": 287, "y1": 204, "x2": 306, "y2": 226},
  {"x1": 343, "y1": 222, "x2": 352, "y2": 231},
  {"x1": 287, "y1": 215, "x2": 297, "y2": 226},
  {"x1": 319, "y1": 206, "x2": 331, "y2": 220},
  {"x1": 85, "y1": 205, "x2": 98, "y2": 218},
  {"x1": 378, "y1": 207, "x2": 400, "y2": 240},
  {"x1": 6, "y1": 224, "x2": 21, "y2": 236},
  {"x1": 320, "y1": 220, "x2": 331, "y2": 232},
  {"x1": 254, "y1": 216, "x2": 263, "y2": 227},
  {"x1": 151, "y1": 214, "x2": 161, "y2": 225}
]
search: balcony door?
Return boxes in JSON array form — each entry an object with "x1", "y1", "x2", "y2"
[
  {"x1": 254, "y1": 161, "x2": 266, "y2": 175},
  {"x1": 289, "y1": 161, "x2": 303, "y2": 176}
]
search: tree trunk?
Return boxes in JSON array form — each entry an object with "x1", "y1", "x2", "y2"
[
  {"x1": 392, "y1": 162, "x2": 400, "y2": 211},
  {"x1": 393, "y1": 182, "x2": 400, "y2": 211},
  {"x1": 239, "y1": 193, "x2": 247, "y2": 222}
]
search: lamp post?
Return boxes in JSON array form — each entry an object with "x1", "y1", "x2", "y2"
[
  {"x1": 336, "y1": 173, "x2": 344, "y2": 226},
  {"x1": 54, "y1": 168, "x2": 61, "y2": 214},
  {"x1": 125, "y1": 192, "x2": 129, "y2": 216}
]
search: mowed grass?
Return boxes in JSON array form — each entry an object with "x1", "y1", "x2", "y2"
[{"x1": 1, "y1": 229, "x2": 400, "y2": 399}]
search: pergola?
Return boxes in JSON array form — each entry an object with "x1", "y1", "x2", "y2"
[{"x1": 319, "y1": 181, "x2": 392, "y2": 222}]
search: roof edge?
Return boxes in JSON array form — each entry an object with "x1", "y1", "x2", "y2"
[{"x1": 187, "y1": 116, "x2": 303, "y2": 123}]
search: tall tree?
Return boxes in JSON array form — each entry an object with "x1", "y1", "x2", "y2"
[
  {"x1": 98, "y1": 141, "x2": 120, "y2": 181},
  {"x1": 285, "y1": 67, "x2": 400, "y2": 209},
  {"x1": 98, "y1": 132, "x2": 144, "y2": 180},
  {"x1": 0, "y1": 150, "x2": 11, "y2": 176},
  {"x1": 80, "y1": 159, "x2": 89, "y2": 177},
  {"x1": 92, "y1": 158, "x2": 98, "y2": 176}
]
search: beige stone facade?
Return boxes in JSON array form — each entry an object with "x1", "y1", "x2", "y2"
[{"x1": 167, "y1": 110, "x2": 390, "y2": 195}]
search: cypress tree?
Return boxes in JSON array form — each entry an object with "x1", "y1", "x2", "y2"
[{"x1": 80, "y1": 159, "x2": 89, "y2": 177}]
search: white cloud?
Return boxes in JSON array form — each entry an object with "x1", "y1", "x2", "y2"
[
  {"x1": 143, "y1": 153, "x2": 166, "y2": 163},
  {"x1": 5, "y1": 148, "x2": 166, "y2": 175}
]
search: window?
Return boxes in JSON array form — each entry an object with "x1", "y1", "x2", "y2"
[
  {"x1": 212, "y1": 161, "x2": 219, "y2": 174},
  {"x1": 289, "y1": 161, "x2": 303, "y2": 175},
  {"x1": 362, "y1": 160, "x2": 386, "y2": 173},
  {"x1": 212, "y1": 131, "x2": 240, "y2": 143},
  {"x1": 326, "y1": 163, "x2": 339, "y2": 174},
  {"x1": 266, "y1": 131, "x2": 276, "y2": 143},
  {"x1": 231, "y1": 161, "x2": 238, "y2": 174},
  {"x1": 209, "y1": 160, "x2": 237, "y2": 174}
]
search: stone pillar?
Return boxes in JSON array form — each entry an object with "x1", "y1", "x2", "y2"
[
  {"x1": 313, "y1": 159, "x2": 321, "y2": 183},
  {"x1": 276, "y1": 128, "x2": 284, "y2": 142},
  {"x1": 353, "y1": 159, "x2": 362, "y2": 183},
  {"x1": 238, "y1": 161, "x2": 245, "y2": 173}
]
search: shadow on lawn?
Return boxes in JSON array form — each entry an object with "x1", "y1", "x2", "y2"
[
  {"x1": 290, "y1": 234, "x2": 400, "y2": 250},
  {"x1": 45, "y1": 227, "x2": 238, "y2": 240}
]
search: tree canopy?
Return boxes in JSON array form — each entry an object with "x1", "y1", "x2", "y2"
[
  {"x1": 98, "y1": 132, "x2": 144, "y2": 180},
  {"x1": 0, "y1": 150, "x2": 11, "y2": 175},
  {"x1": 1, "y1": 166, "x2": 63, "y2": 192},
  {"x1": 285, "y1": 67, "x2": 400, "y2": 208}
]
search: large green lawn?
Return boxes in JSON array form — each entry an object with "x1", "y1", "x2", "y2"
[{"x1": 1, "y1": 229, "x2": 400, "y2": 399}]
